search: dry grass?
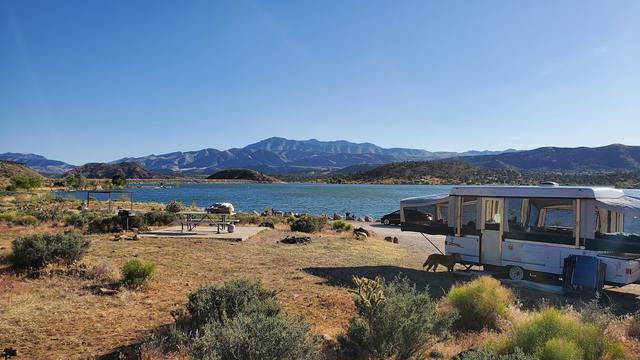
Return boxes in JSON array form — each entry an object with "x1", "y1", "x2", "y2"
[
  {"x1": 0, "y1": 225, "x2": 409, "y2": 359},
  {"x1": 3, "y1": 212, "x2": 640, "y2": 359}
]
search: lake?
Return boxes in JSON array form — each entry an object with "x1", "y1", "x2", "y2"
[
  {"x1": 55, "y1": 183, "x2": 640, "y2": 219},
  {"x1": 56, "y1": 183, "x2": 452, "y2": 218}
]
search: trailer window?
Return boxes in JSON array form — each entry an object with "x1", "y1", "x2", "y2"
[
  {"x1": 404, "y1": 205, "x2": 435, "y2": 223},
  {"x1": 404, "y1": 203, "x2": 448, "y2": 225},
  {"x1": 461, "y1": 197, "x2": 479, "y2": 234},
  {"x1": 483, "y1": 199, "x2": 501, "y2": 231},
  {"x1": 505, "y1": 198, "x2": 575, "y2": 245},
  {"x1": 595, "y1": 208, "x2": 640, "y2": 239},
  {"x1": 507, "y1": 198, "x2": 524, "y2": 231}
]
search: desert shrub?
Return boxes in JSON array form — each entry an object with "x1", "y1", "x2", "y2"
[
  {"x1": 0, "y1": 211, "x2": 38, "y2": 226},
  {"x1": 446, "y1": 276, "x2": 514, "y2": 331},
  {"x1": 332, "y1": 220, "x2": 353, "y2": 233},
  {"x1": 144, "y1": 211, "x2": 177, "y2": 226},
  {"x1": 165, "y1": 200, "x2": 184, "y2": 213},
  {"x1": 537, "y1": 337, "x2": 582, "y2": 360},
  {"x1": 290, "y1": 215, "x2": 326, "y2": 233},
  {"x1": 122, "y1": 259, "x2": 156, "y2": 287},
  {"x1": 155, "y1": 280, "x2": 318, "y2": 359},
  {"x1": 11, "y1": 175, "x2": 42, "y2": 189},
  {"x1": 88, "y1": 215, "x2": 122, "y2": 233},
  {"x1": 86, "y1": 261, "x2": 118, "y2": 282},
  {"x1": 191, "y1": 311, "x2": 318, "y2": 360},
  {"x1": 579, "y1": 297, "x2": 616, "y2": 330},
  {"x1": 628, "y1": 310, "x2": 640, "y2": 339},
  {"x1": 497, "y1": 308, "x2": 624, "y2": 360},
  {"x1": 10, "y1": 232, "x2": 90, "y2": 270},
  {"x1": 186, "y1": 279, "x2": 280, "y2": 328},
  {"x1": 14, "y1": 214, "x2": 38, "y2": 226},
  {"x1": 64, "y1": 212, "x2": 91, "y2": 228},
  {"x1": 457, "y1": 348, "x2": 535, "y2": 360},
  {"x1": 338, "y1": 276, "x2": 453, "y2": 360},
  {"x1": 0, "y1": 211, "x2": 16, "y2": 224}
]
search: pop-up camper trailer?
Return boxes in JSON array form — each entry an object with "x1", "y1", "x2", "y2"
[{"x1": 400, "y1": 185, "x2": 640, "y2": 285}]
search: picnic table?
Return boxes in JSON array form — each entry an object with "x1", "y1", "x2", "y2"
[{"x1": 178, "y1": 211, "x2": 239, "y2": 233}]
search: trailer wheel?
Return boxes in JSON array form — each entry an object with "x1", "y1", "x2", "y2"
[{"x1": 508, "y1": 266, "x2": 525, "y2": 281}]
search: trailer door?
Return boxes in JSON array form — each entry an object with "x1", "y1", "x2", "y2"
[{"x1": 481, "y1": 198, "x2": 504, "y2": 266}]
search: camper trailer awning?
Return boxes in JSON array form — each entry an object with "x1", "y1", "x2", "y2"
[
  {"x1": 400, "y1": 194, "x2": 450, "y2": 207},
  {"x1": 595, "y1": 196, "x2": 640, "y2": 217}
]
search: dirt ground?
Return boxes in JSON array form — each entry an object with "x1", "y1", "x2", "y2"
[{"x1": 1, "y1": 223, "x2": 640, "y2": 359}]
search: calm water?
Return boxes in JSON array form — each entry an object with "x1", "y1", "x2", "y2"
[
  {"x1": 56, "y1": 184, "x2": 640, "y2": 219},
  {"x1": 56, "y1": 183, "x2": 452, "y2": 218}
]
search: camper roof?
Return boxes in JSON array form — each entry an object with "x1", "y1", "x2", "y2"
[{"x1": 449, "y1": 185, "x2": 624, "y2": 199}]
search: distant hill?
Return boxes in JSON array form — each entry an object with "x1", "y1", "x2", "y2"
[
  {"x1": 342, "y1": 160, "x2": 640, "y2": 187},
  {"x1": 454, "y1": 144, "x2": 640, "y2": 172},
  {"x1": 207, "y1": 169, "x2": 280, "y2": 183},
  {"x1": 0, "y1": 160, "x2": 45, "y2": 189},
  {"x1": 113, "y1": 137, "x2": 513, "y2": 174},
  {"x1": 66, "y1": 162, "x2": 156, "y2": 179},
  {"x1": 0, "y1": 153, "x2": 75, "y2": 175},
  {"x1": 347, "y1": 160, "x2": 523, "y2": 184}
]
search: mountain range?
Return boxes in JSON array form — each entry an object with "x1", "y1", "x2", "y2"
[
  {"x1": 2, "y1": 138, "x2": 640, "y2": 178},
  {"x1": 111, "y1": 137, "x2": 512, "y2": 175},
  {"x1": 452, "y1": 144, "x2": 640, "y2": 172},
  {"x1": 0, "y1": 153, "x2": 75, "y2": 175}
]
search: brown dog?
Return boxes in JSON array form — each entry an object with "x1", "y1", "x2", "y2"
[{"x1": 422, "y1": 253, "x2": 461, "y2": 272}]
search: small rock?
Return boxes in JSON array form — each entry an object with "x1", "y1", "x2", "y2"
[
  {"x1": 364, "y1": 215, "x2": 373, "y2": 222},
  {"x1": 356, "y1": 217, "x2": 364, "y2": 222},
  {"x1": 384, "y1": 236, "x2": 393, "y2": 242},
  {"x1": 98, "y1": 287, "x2": 118, "y2": 295},
  {"x1": 333, "y1": 213, "x2": 343, "y2": 220},
  {"x1": 393, "y1": 237, "x2": 399, "y2": 244},
  {"x1": 283, "y1": 211, "x2": 293, "y2": 217}
]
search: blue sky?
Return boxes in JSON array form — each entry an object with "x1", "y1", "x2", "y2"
[{"x1": 1, "y1": 0, "x2": 639, "y2": 164}]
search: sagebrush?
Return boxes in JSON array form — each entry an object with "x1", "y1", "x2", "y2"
[
  {"x1": 338, "y1": 276, "x2": 454, "y2": 360},
  {"x1": 10, "y1": 232, "x2": 90, "y2": 270}
]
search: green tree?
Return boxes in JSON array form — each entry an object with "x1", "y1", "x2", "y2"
[
  {"x1": 111, "y1": 174, "x2": 126, "y2": 187},
  {"x1": 11, "y1": 175, "x2": 42, "y2": 189}
]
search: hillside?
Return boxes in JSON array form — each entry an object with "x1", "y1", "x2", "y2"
[
  {"x1": 0, "y1": 160, "x2": 45, "y2": 189},
  {"x1": 343, "y1": 160, "x2": 640, "y2": 187},
  {"x1": 207, "y1": 169, "x2": 280, "y2": 183},
  {"x1": 455, "y1": 144, "x2": 640, "y2": 172},
  {"x1": 0, "y1": 153, "x2": 75, "y2": 175},
  {"x1": 66, "y1": 162, "x2": 156, "y2": 179},
  {"x1": 347, "y1": 161, "x2": 523, "y2": 184}
]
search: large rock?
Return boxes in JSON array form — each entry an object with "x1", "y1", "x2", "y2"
[
  {"x1": 364, "y1": 215, "x2": 373, "y2": 222},
  {"x1": 353, "y1": 227, "x2": 370, "y2": 237}
]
